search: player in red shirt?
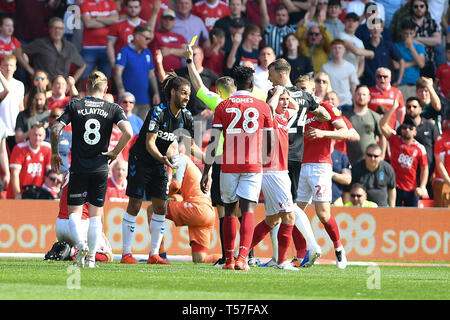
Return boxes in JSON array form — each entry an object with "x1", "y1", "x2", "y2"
[
  {"x1": 0, "y1": 16, "x2": 21, "y2": 60},
  {"x1": 150, "y1": 9, "x2": 188, "y2": 72},
  {"x1": 192, "y1": 0, "x2": 230, "y2": 32},
  {"x1": 52, "y1": 172, "x2": 113, "y2": 262},
  {"x1": 433, "y1": 116, "x2": 450, "y2": 207},
  {"x1": 368, "y1": 67, "x2": 405, "y2": 130},
  {"x1": 201, "y1": 66, "x2": 273, "y2": 271},
  {"x1": 7, "y1": 124, "x2": 51, "y2": 199},
  {"x1": 380, "y1": 100, "x2": 429, "y2": 207},
  {"x1": 107, "y1": 0, "x2": 151, "y2": 67},
  {"x1": 294, "y1": 76, "x2": 349, "y2": 269}
]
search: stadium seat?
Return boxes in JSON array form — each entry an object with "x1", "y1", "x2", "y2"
[{"x1": 418, "y1": 200, "x2": 434, "y2": 208}]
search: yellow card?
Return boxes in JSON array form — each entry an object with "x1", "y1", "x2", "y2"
[{"x1": 189, "y1": 35, "x2": 198, "y2": 47}]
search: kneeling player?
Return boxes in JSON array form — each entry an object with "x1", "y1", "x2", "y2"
[
  {"x1": 147, "y1": 148, "x2": 220, "y2": 263},
  {"x1": 46, "y1": 173, "x2": 113, "y2": 262}
]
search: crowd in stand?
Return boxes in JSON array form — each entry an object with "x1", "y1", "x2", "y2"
[{"x1": 0, "y1": 0, "x2": 448, "y2": 208}]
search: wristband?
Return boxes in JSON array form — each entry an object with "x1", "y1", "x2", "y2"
[{"x1": 186, "y1": 58, "x2": 193, "y2": 64}]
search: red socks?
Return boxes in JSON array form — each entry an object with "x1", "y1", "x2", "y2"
[
  {"x1": 250, "y1": 219, "x2": 273, "y2": 250},
  {"x1": 277, "y1": 223, "x2": 294, "y2": 264},
  {"x1": 238, "y1": 212, "x2": 254, "y2": 259},
  {"x1": 323, "y1": 216, "x2": 342, "y2": 249},
  {"x1": 223, "y1": 216, "x2": 237, "y2": 260},
  {"x1": 292, "y1": 227, "x2": 307, "y2": 258}
]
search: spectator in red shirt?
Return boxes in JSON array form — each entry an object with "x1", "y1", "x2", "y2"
[
  {"x1": 192, "y1": 0, "x2": 230, "y2": 32},
  {"x1": 150, "y1": 9, "x2": 188, "y2": 72},
  {"x1": 0, "y1": 16, "x2": 20, "y2": 60},
  {"x1": 119, "y1": 0, "x2": 173, "y2": 26},
  {"x1": 435, "y1": 43, "x2": 450, "y2": 100},
  {"x1": 106, "y1": 159, "x2": 128, "y2": 202},
  {"x1": 80, "y1": 0, "x2": 119, "y2": 82},
  {"x1": 107, "y1": 0, "x2": 158, "y2": 68},
  {"x1": 203, "y1": 27, "x2": 225, "y2": 77},
  {"x1": 7, "y1": 123, "x2": 51, "y2": 199},
  {"x1": 47, "y1": 75, "x2": 79, "y2": 111},
  {"x1": 380, "y1": 102, "x2": 429, "y2": 207},
  {"x1": 433, "y1": 114, "x2": 450, "y2": 207}
]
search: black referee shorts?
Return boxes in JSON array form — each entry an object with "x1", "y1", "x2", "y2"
[
  {"x1": 288, "y1": 160, "x2": 302, "y2": 202},
  {"x1": 211, "y1": 162, "x2": 223, "y2": 207}
]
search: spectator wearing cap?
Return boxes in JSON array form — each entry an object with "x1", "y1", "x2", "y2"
[
  {"x1": 150, "y1": 8, "x2": 188, "y2": 72},
  {"x1": 360, "y1": 20, "x2": 404, "y2": 87},
  {"x1": 13, "y1": 17, "x2": 86, "y2": 84},
  {"x1": 259, "y1": 1, "x2": 299, "y2": 57},
  {"x1": 119, "y1": 92, "x2": 144, "y2": 135},
  {"x1": 173, "y1": 0, "x2": 210, "y2": 49},
  {"x1": 295, "y1": 10, "x2": 333, "y2": 74},
  {"x1": 214, "y1": 0, "x2": 252, "y2": 54},
  {"x1": 324, "y1": 0, "x2": 345, "y2": 40},
  {"x1": 114, "y1": 25, "x2": 161, "y2": 120},
  {"x1": 355, "y1": 2, "x2": 393, "y2": 43},
  {"x1": 192, "y1": 0, "x2": 230, "y2": 32},
  {"x1": 221, "y1": 17, "x2": 247, "y2": 58},
  {"x1": 339, "y1": 12, "x2": 375, "y2": 79},
  {"x1": 380, "y1": 102, "x2": 429, "y2": 207}
]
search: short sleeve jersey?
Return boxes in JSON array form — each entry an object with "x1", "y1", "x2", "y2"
[
  {"x1": 7, "y1": 141, "x2": 51, "y2": 198},
  {"x1": 388, "y1": 134, "x2": 428, "y2": 191},
  {"x1": 264, "y1": 110, "x2": 290, "y2": 172},
  {"x1": 0, "y1": 36, "x2": 20, "y2": 59},
  {"x1": 57, "y1": 97, "x2": 128, "y2": 172},
  {"x1": 286, "y1": 86, "x2": 320, "y2": 162},
  {"x1": 302, "y1": 101, "x2": 343, "y2": 164},
  {"x1": 130, "y1": 103, "x2": 195, "y2": 165},
  {"x1": 108, "y1": 18, "x2": 147, "y2": 53},
  {"x1": 192, "y1": 0, "x2": 230, "y2": 32},
  {"x1": 212, "y1": 91, "x2": 273, "y2": 173},
  {"x1": 368, "y1": 85, "x2": 405, "y2": 129}
]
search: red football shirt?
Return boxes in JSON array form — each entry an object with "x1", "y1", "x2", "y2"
[
  {"x1": 388, "y1": 134, "x2": 428, "y2": 191},
  {"x1": 192, "y1": 0, "x2": 230, "y2": 32},
  {"x1": 150, "y1": 30, "x2": 187, "y2": 72},
  {"x1": 264, "y1": 110, "x2": 290, "y2": 172},
  {"x1": 108, "y1": 18, "x2": 147, "y2": 53},
  {"x1": 212, "y1": 91, "x2": 273, "y2": 173},
  {"x1": 369, "y1": 85, "x2": 405, "y2": 129},
  {"x1": 433, "y1": 131, "x2": 450, "y2": 182},
  {"x1": 204, "y1": 49, "x2": 224, "y2": 77},
  {"x1": 436, "y1": 63, "x2": 450, "y2": 98},
  {"x1": 105, "y1": 176, "x2": 128, "y2": 202},
  {"x1": 0, "y1": 36, "x2": 20, "y2": 60},
  {"x1": 47, "y1": 96, "x2": 70, "y2": 111},
  {"x1": 7, "y1": 141, "x2": 51, "y2": 198},
  {"x1": 80, "y1": 0, "x2": 118, "y2": 47},
  {"x1": 333, "y1": 115, "x2": 353, "y2": 155},
  {"x1": 302, "y1": 101, "x2": 343, "y2": 164}
]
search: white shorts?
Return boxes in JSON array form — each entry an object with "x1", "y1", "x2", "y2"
[
  {"x1": 296, "y1": 163, "x2": 332, "y2": 203},
  {"x1": 220, "y1": 172, "x2": 263, "y2": 203},
  {"x1": 55, "y1": 218, "x2": 89, "y2": 246},
  {"x1": 55, "y1": 218, "x2": 112, "y2": 254},
  {"x1": 262, "y1": 171, "x2": 294, "y2": 216}
]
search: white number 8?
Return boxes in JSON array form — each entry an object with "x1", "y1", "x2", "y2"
[{"x1": 84, "y1": 118, "x2": 101, "y2": 145}]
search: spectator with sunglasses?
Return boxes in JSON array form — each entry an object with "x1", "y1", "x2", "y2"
[
  {"x1": 40, "y1": 169, "x2": 64, "y2": 199},
  {"x1": 380, "y1": 101, "x2": 429, "y2": 207},
  {"x1": 119, "y1": 92, "x2": 143, "y2": 136},
  {"x1": 344, "y1": 183, "x2": 378, "y2": 208},
  {"x1": 345, "y1": 143, "x2": 396, "y2": 207}
]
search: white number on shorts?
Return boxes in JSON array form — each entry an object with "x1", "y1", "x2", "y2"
[
  {"x1": 225, "y1": 107, "x2": 259, "y2": 134},
  {"x1": 83, "y1": 118, "x2": 101, "y2": 145}
]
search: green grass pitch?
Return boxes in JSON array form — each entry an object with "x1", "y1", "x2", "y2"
[{"x1": 0, "y1": 258, "x2": 449, "y2": 300}]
